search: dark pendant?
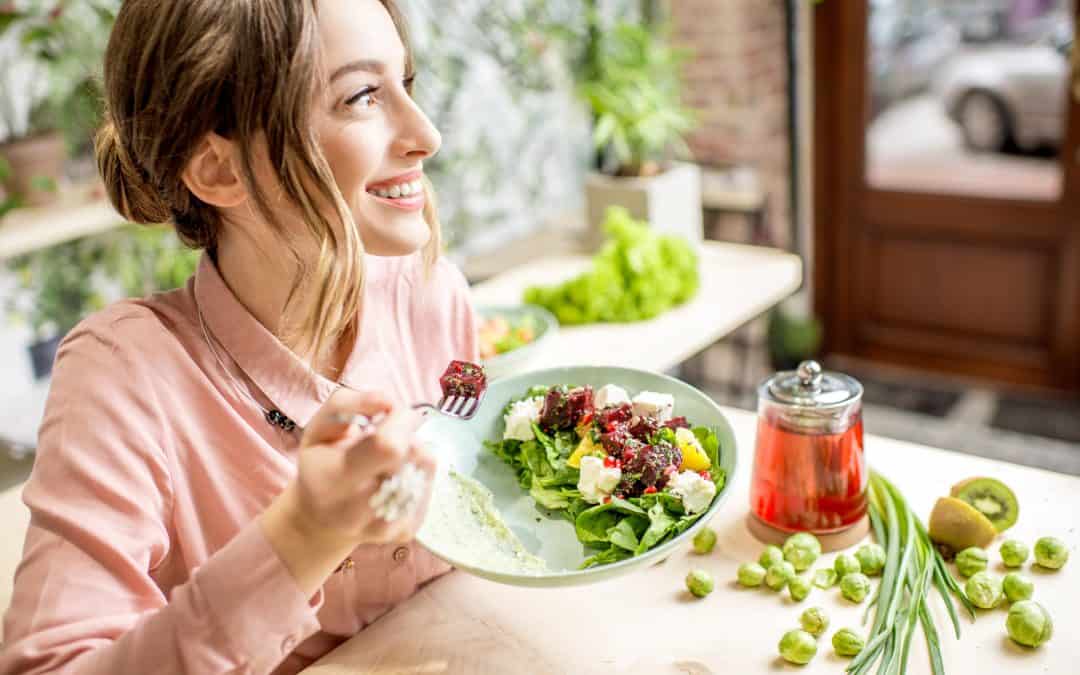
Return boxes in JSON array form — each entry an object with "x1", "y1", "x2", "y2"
[{"x1": 265, "y1": 409, "x2": 296, "y2": 432}]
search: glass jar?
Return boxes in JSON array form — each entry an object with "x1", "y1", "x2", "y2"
[{"x1": 749, "y1": 360, "x2": 867, "y2": 534}]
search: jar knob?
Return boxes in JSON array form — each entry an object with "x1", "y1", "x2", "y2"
[{"x1": 797, "y1": 360, "x2": 823, "y2": 391}]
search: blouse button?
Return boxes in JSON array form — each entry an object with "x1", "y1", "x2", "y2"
[
  {"x1": 282, "y1": 634, "x2": 298, "y2": 653},
  {"x1": 392, "y1": 546, "x2": 410, "y2": 563}
]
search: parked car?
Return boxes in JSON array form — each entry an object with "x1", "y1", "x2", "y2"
[
  {"x1": 870, "y1": 3, "x2": 961, "y2": 117},
  {"x1": 935, "y1": 22, "x2": 1072, "y2": 153}
]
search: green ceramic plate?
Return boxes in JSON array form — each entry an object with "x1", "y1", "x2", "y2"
[
  {"x1": 476, "y1": 304, "x2": 559, "y2": 380},
  {"x1": 415, "y1": 366, "x2": 738, "y2": 587}
]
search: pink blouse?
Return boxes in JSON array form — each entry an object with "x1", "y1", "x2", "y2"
[{"x1": 0, "y1": 252, "x2": 479, "y2": 675}]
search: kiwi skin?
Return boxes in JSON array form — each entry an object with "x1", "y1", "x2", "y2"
[
  {"x1": 950, "y1": 477, "x2": 1019, "y2": 533},
  {"x1": 928, "y1": 497, "x2": 998, "y2": 555}
]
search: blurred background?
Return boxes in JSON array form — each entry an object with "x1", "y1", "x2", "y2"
[{"x1": 0, "y1": 0, "x2": 1077, "y2": 500}]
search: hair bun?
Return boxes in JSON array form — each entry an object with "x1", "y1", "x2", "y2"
[{"x1": 95, "y1": 117, "x2": 172, "y2": 224}]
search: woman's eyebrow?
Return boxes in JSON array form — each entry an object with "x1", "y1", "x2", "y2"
[{"x1": 329, "y1": 59, "x2": 385, "y2": 83}]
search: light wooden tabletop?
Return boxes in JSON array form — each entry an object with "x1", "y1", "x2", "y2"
[{"x1": 303, "y1": 406, "x2": 1080, "y2": 675}]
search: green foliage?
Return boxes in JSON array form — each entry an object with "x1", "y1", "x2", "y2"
[
  {"x1": 578, "y1": 21, "x2": 696, "y2": 175},
  {"x1": 767, "y1": 305, "x2": 824, "y2": 368},
  {"x1": 0, "y1": 1, "x2": 119, "y2": 149},
  {"x1": 523, "y1": 206, "x2": 699, "y2": 324},
  {"x1": 5, "y1": 225, "x2": 199, "y2": 339}
]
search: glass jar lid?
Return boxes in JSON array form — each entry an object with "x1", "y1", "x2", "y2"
[{"x1": 763, "y1": 360, "x2": 862, "y2": 410}]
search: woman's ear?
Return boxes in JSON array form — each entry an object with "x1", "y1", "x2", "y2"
[{"x1": 182, "y1": 132, "x2": 247, "y2": 208}]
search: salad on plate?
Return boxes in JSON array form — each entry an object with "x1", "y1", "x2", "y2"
[{"x1": 486, "y1": 382, "x2": 725, "y2": 568}]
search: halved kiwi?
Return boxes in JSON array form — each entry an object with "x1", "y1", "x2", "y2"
[
  {"x1": 950, "y1": 477, "x2": 1019, "y2": 533},
  {"x1": 928, "y1": 496, "x2": 998, "y2": 556}
]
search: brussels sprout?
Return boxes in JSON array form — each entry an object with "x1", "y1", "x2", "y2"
[
  {"x1": 778, "y1": 629, "x2": 817, "y2": 665},
  {"x1": 692, "y1": 528, "x2": 717, "y2": 554},
  {"x1": 737, "y1": 562, "x2": 767, "y2": 588},
  {"x1": 834, "y1": 553, "x2": 862, "y2": 579},
  {"x1": 964, "y1": 572, "x2": 1003, "y2": 609},
  {"x1": 840, "y1": 572, "x2": 872, "y2": 603},
  {"x1": 1033, "y1": 537, "x2": 1068, "y2": 570},
  {"x1": 789, "y1": 575, "x2": 812, "y2": 602},
  {"x1": 685, "y1": 569, "x2": 714, "y2": 598},
  {"x1": 955, "y1": 547, "x2": 989, "y2": 578},
  {"x1": 783, "y1": 533, "x2": 822, "y2": 572},
  {"x1": 1006, "y1": 600, "x2": 1053, "y2": 648},
  {"x1": 1003, "y1": 572, "x2": 1034, "y2": 603},
  {"x1": 832, "y1": 628, "x2": 865, "y2": 657},
  {"x1": 999, "y1": 539, "x2": 1029, "y2": 568},
  {"x1": 759, "y1": 545, "x2": 785, "y2": 569},
  {"x1": 800, "y1": 607, "x2": 829, "y2": 637},
  {"x1": 855, "y1": 543, "x2": 886, "y2": 576},
  {"x1": 765, "y1": 561, "x2": 797, "y2": 591},
  {"x1": 812, "y1": 568, "x2": 838, "y2": 589}
]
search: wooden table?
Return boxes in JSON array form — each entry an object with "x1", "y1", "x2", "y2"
[
  {"x1": 469, "y1": 241, "x2": 803, "y2": 373},
  {"x1": 303, "y1": 406, "x2": 1080, "y2": 674}
]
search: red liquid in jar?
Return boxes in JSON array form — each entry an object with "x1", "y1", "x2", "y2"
[{"x1": 750, "y1": 413, "x2": 867, "y2": 533}]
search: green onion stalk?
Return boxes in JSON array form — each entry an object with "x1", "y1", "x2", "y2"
[{"x1": 847, "y1": 472, "x2": 977, "y2": 675}]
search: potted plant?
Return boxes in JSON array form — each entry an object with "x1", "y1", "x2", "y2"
[
  {"x1": 5, "y1": 236, "x2": 109, "y2": 378},
  {"x1": 767, "y1": 294, "x2": 824, "y2": 372},
  {"x1": 576, "y1": 16, "x2": 700, "y2": 250},
  {"x1": 0, "y1": 1, "x2": 117, "y2": 206},
  {"x1": 5, "y1": 225, "x2": 198, "y2": 379}
]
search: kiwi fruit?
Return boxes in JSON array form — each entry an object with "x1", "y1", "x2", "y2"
[
  {"x1": 928, "y1": 497, "x2": 997, "y2": 555},
  {"x1": 950, "y1": 477, "x2": 1018, "y2": 533}
]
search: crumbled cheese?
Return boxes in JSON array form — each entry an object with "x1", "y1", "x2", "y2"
[
  {"x1": 595, "y1": 384, "x2": 631, "y2": 409},
  {"x1": 578, "y1": 455, "x2": 622, "y2": 504},
  {"x1": 666, "y1": 470, "x2": 717, "y2": 515},
  {"x1": 503, "y1": 397, "x2": 545, "y2": 441},
  {"x1": 631, "y1": 391, "x2": 674, "y2": 422}
]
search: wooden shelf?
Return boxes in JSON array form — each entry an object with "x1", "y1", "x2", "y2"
[{"x1": 0, "y1": 198, "x2": 126, "y2": 261}]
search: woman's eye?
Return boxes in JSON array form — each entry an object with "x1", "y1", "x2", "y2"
[{"x1": 346, "y1": 87, "x2": 379, "y2": 108}]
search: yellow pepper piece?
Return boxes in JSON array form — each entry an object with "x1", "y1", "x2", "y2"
[
  {"x1": 567, "y1": 434, "x2": 602, "y2": 468},
  {"x1": 676, "y1": 428, "x2": 711, "y2": 472}
]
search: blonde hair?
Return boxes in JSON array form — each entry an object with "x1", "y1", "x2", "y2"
[{"x1": 95, "y1": 0, "x2": 440, "y2": 367}]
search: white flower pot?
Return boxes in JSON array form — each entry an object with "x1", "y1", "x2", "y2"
[{"x1": 583, "y1": 161, "x2": 703, "y2": 250}]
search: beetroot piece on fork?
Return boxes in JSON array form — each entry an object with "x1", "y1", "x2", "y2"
[{"x1": 439, "y1": 360, "x2": 487, "y2": 400}]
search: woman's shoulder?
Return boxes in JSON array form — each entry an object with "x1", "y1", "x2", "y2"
[{"x1": 63, "y1": 290, "x2": 189, "y2": 357}]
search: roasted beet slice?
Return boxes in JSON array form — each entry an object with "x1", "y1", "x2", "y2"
[
  {"x1": 540, "y1": 385, "x2": 594, "y2": 430},
  {"x1": 597, "y1": 402, "x2": 633, "y2": 430},
  {"x1": 663, "y1": 416, "x2": 690, "y2": 430},
  {"x1": 627, "y1": 415, "x2": 660, "y2": 441},
  {"x1": 439, "y1": 360, "x2": 487, "y2": 399},
  {"x1": 621, "y1": 441, "x2": 683, "y2": 494}
]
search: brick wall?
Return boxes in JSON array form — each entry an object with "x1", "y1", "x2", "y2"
[{"x1": 670, "y1": 0, "x2": 792, "y2": 249}]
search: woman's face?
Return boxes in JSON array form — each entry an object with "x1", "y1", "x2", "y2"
[{"x1": 311, "y1": 0, "x2": 441, "y2": 256}]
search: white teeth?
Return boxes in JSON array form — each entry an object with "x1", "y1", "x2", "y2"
[{"x1": 369, "y1": 178, "x2": 423, "y2": 199}]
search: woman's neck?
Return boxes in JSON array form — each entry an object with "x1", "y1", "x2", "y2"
[{"x1": 213, "y1": 231, "x2": 354, "y2": 381}]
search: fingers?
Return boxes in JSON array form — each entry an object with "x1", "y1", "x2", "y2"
[
  {"x1": 303, "y1": 388, "x2": 394, "y2": 447},
  {"x1": 342, "y1": 406, "x2": 424, "y2": 476}
]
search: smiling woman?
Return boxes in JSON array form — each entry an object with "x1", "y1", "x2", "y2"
[{"x1": 0, "y1": 2, "x2": 480, "y2": 675}]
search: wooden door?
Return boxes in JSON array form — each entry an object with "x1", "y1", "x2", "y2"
[{"x1": 814, "y1": 0, "x2": 1080, "y2": 392}]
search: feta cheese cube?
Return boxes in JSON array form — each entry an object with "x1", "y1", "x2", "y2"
[
  {"x1": 503, "y1": 397, "x2": 544, "y2": 441},
  {"x1": 595, "y1": 384, "x2": 631, "y2": 409},
  {"x1": 631, "y1": 391, "x2": 674, "y2": 422},
  {"x1": 666, "y1": 470, "x2": 717, "y2": 515},
  {"x1": 578, "y1": 455, "x2": 622, "y2": 504}
]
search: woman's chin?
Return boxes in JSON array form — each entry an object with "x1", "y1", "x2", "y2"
[{"x1": 359, "y1": 220, "x2": 431, "y2": 257}]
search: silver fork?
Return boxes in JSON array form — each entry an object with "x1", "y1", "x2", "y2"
[{"x1": 335, "y1": 389, "x2": 486, "y2": 431}]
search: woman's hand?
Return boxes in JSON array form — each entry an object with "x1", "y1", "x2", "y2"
[{"x1": 260, "y1": 389, "x2": 436, "y2": 595}]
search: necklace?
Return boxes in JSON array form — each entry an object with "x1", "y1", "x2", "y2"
[{"x1": 196, "y1": 300, "x2": 303, "y2": 433}]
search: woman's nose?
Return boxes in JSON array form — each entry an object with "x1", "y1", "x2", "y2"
[{"x1": 393, "y1": 95, "x2": 441, "y2": 161}]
